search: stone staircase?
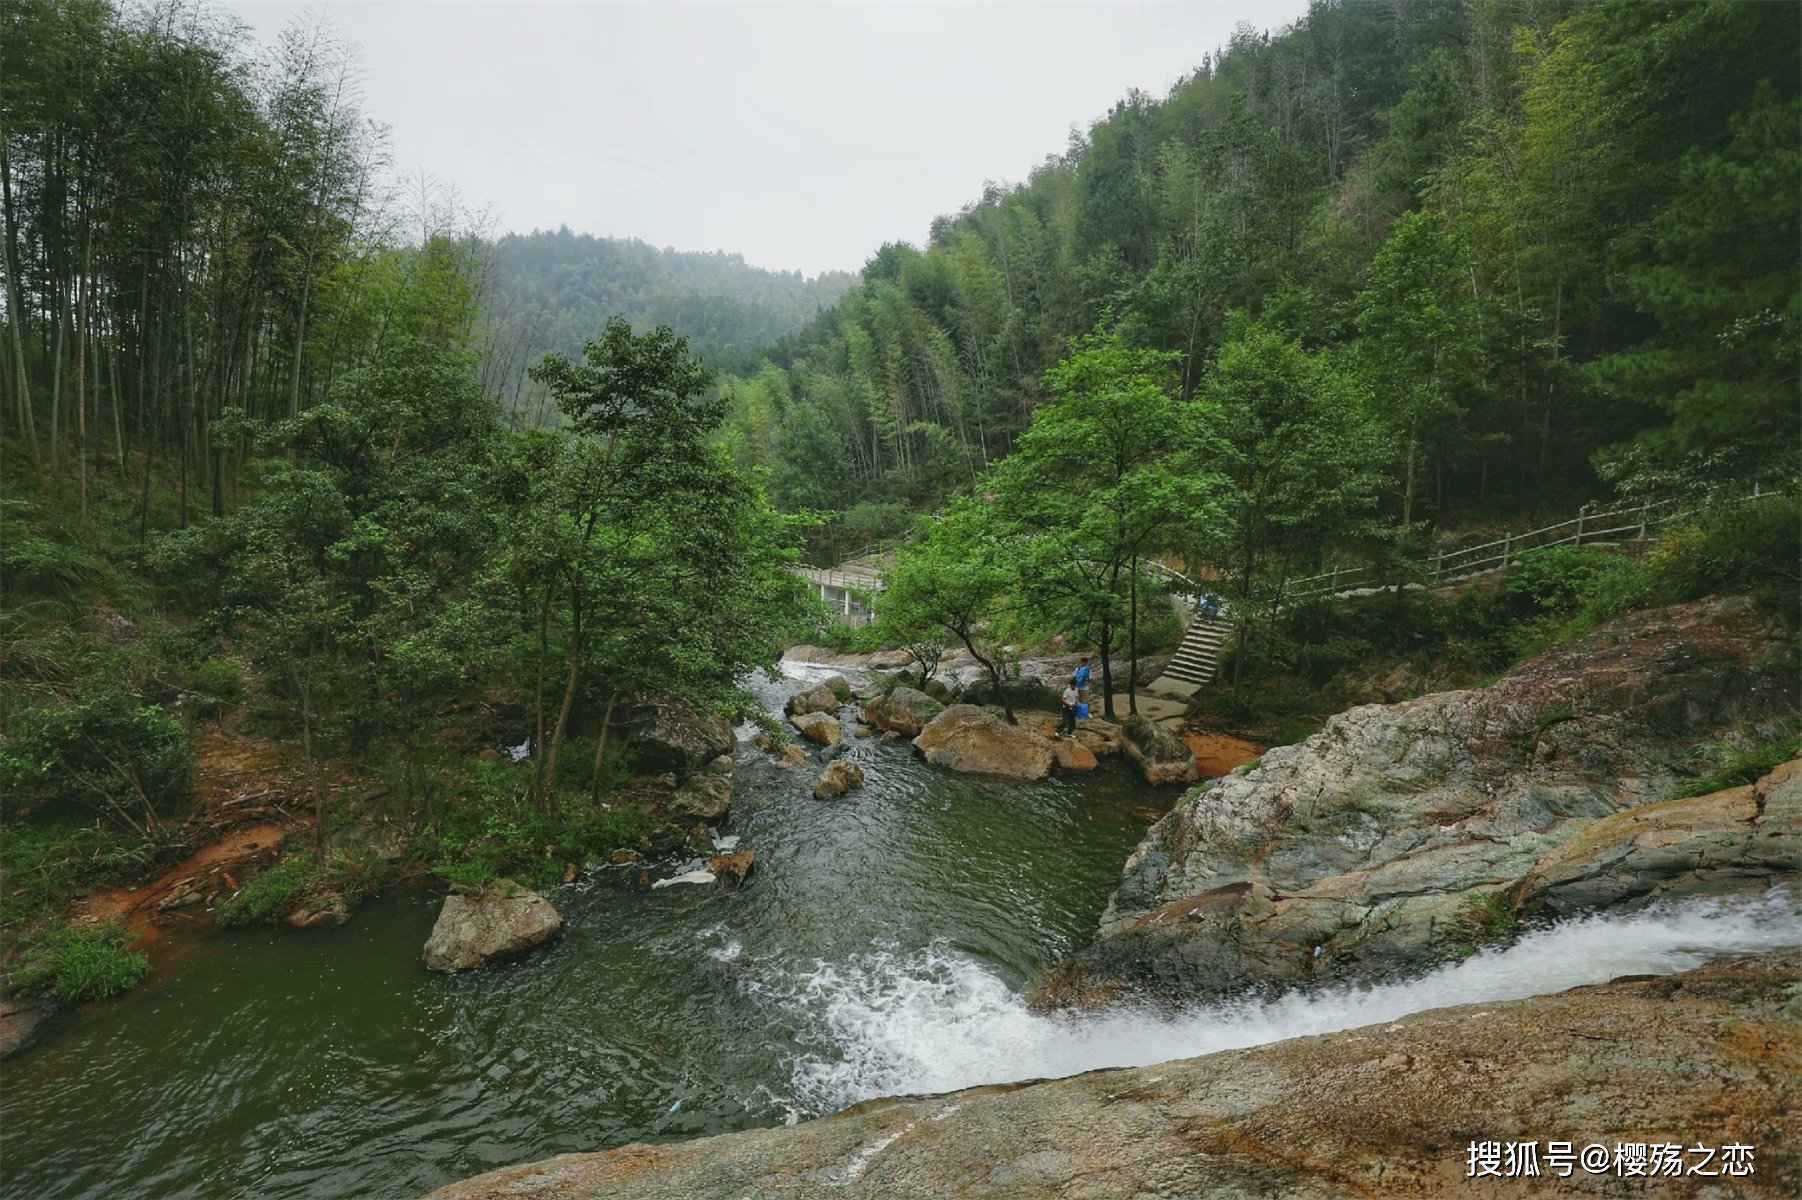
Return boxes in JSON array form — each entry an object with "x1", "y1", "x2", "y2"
[{"x1": 1158, "y1": 615, "x2": 1233, "y2": 691}]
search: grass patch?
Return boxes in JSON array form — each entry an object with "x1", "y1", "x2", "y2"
[
  {"x1": 0, "y1": 819, "x2": 161, "y2": 930},
  {"x1": 1451, "y1": 891, "x2": 1522, "y2": 952},
  {"x1": 216, "y1": 855, "x2": 316, "y2": 926},
  {"x1": 12, "y1": 923, "x2": 149, "y2": 1002},
  {"x1": 1535, "y1": 703, "x2": 1576, "y2": 732},
  {"x1": 1668, "y1": 729, "x2": 1800, "y2": 800}
]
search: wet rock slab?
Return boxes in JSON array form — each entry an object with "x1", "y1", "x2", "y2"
[{"x1": 423, "y1": 950, "x2": 1802, "y2": 1199}]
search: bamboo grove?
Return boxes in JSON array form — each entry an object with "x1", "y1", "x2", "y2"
[{"x1": 717, "y1": 0, "x2": 1799, "y2": 550}]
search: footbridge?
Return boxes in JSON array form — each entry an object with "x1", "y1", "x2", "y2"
[{"x1": 794, "y1": 550, "x2": 891, "y2": 629}]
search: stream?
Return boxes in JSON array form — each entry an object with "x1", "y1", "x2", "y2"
[{"x1": 3, "y1": 663, "x2": 1798, "y2": 1200}]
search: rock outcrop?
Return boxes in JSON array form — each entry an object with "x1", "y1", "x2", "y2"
[
  {"x1": 785, "y1": 684, "x2": 842, "y2": 718},
  {"x1": 813, "y1": 758, "x2": 865, "y2": 799},
  {"x1": 790, "y1": 712, "x2": 842, "y2": 747},
  {"x1": 623, "y1": 696, "x2": 735, "y2": 776},
  {"x1": 1073, "y1": 717, "x2": 1124, "y2": 757},
  {"x1": 1048, "y1": 737, "x2": 1098, "y2": 772},
  {"x1": 1120, "y1": 714, "x2": 1199, "y2": 786},
  {"x1": 668, "y1": 771, "x2": 732, "y2": 824},
  {"x1": 863, "y1": 687, "x2": 942, "y2": 737},
  {"x1": 1517, "y1": 758, "x2": 1801, "y2": 915},
  {"x1": 1071, "y1": 597, "x2": 1797, "y2": 1003},
  {"x1": 782, "y1": 645, "x2": 913, "y2": 671},
  {"x1": 421, "y1": 881, "x2": 564, "y2": 972},
  {"x1": 911, "y1": 705, "x2": 1054, "y2": 781},
  {"x1": 424, "y1": 949, "x2": 1802, "y2": 1200}
]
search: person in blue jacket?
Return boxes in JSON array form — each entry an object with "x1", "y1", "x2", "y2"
[{"x1": 1073, "y1": 656, "x2": 1092, "y2": 699}]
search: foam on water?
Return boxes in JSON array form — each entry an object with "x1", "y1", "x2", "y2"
[{"x1": 782, "y1": 889, "x2": 1801, "y2": 1112}]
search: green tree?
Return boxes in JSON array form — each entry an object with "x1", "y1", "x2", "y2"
[
  {"x1": 880, "y1": 499, "x2": 1023, "y2": 723},
  {"x1": 1354, "y1": 211, "x2": 1482, "y2": 527},
  {"x1": 991, "y1": 332, "x2": 1225, "y2": 717},
  {"x1": 1196, "y1": 318, "x2": 1388, "y2": 680}
]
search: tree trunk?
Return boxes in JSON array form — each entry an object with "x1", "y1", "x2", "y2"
[
  {"x1": 0, "y1": 133, "x2": 33, "y2": 452},
  {"x1": 956, "y1": 624, "x2": 1015, "y2": 725},
  {"x1": 49, "y1": 303, "x2": 64, "y2": 466},
  {"x1": 288, "y1": 271, "x2": 311, "y2": 422},
  {"x1": 299, "y1": 671, "x2": 327, "y2": 865},
  {"x1": 531, "y1": 586, "x2": 552, "y2": 795},
  {"x1": 76, "y1": 217, "x2": 91, "y2": 520},
  {"x1": 1098, "y1": 621, "x2": 1116, "y2": 721},
  {"x1": 589, "y1": 694, "x2": 616, "y2": 801},
  {"x1": 543, "y1": 628, "x2": 583, "y2": 808},
  {"x1": 1127, "y1": 556, "x2": 1139, "y2": 716}
]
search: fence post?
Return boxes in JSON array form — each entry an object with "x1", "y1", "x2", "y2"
[
  {"x1": 1575, "y1": 507, "x2": 1586, "y2": 547},
  {"x1": 1753, "y1": 481, "x2": 1762, "y2": 498},
  {"x1": 1433, "y1": 547, "x2": 1444, "y2": 584},
  {"x1": 1638, "y1": 499, "x2": 1650, "y2": 539},
  {"x1": 1501, "y1": 532, "x2": 1511, "y2": 570}
]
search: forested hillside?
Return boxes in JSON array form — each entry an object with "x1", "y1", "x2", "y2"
[
  {"x1": 486, "y1": 230, "x2": 853, "y2": 397},
  {"x1": 0, "y1": 0, "x2": 808, "y2": 955},
  {"x1": 719, "y1": 0, "x2": 1798, "y2": 547}
]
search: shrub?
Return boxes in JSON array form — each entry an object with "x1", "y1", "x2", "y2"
[
  {"x1": 216, "y1": 856, "x2": 315, "y2": 926},
  {"x1": 1507, "y1": 546, "x2": 1618, "y2": 612},
  {"x1": 0, "y1": 686, "x2": 193, "y2": 824},
  {"x1": 12, "y1": 924, "x2": 149, "y2": 1002},
  {"x1": 427, "y1": 757, "x2": 663, "y2": 889},
  {"x1": 1647, "y1": 495, "x2": 1800, "y2": 607},
  {"x1": 187, "y1": 658, "x2": 245, "y2": 716}
]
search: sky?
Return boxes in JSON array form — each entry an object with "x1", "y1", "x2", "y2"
[{"x1": 235, "y1": 0, "x2": 1310, "y2": 278}]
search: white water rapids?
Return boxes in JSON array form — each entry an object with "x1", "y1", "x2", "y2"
[{"x1": 777, "y1": 889, "x2": 1801, "y2": 1112}]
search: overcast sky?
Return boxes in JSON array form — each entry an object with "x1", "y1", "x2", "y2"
[{"x1": 236, "y1": 1, "x2": 1309, "y2": 277}]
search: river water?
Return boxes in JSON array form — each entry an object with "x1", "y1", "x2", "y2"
[{"x1": 4, "y1": 664, "x2": 1798, "y2": 1200}]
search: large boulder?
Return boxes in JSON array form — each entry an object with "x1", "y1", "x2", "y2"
[
  {"x1": 912, "y1": 705, "x2": 1055, "y2": 781},
  {"x1": 790, "y1": 712, "x2": 842, "y2": 747},
  {"x1": 820, "y1": 674, "x2": 854, "y2": 702},
  {"x1": 863, "y1": 687, "x2": 942, "y2": 736},
  {"x1": 422, "y1": 880, "x2": 564, "y2": 972},
  {"x1": 668, "y1": 771, "x2": 732, "y2": 823},
  {"x1": 425, "y1": 950, "x2": 1802, "y2": 1200},
  {"x1": 1120, "y1": 715, "x2": 1199, "y2": 786},
  {"x1": 785, "y1": 684, "x2": 841, "y2": 718},
  {"x1": 622, "y1": 695, "x2": 735, "y2": 776},
  {"x1": 813, "y1": 758, "x2": 866, "y2": 799},
  {"x1": 920, "y1": 677, "x2": 955, "y2": 703},
  {"x1": 1067, "y1": 596, "x2": 1798, "y2": 1004}
]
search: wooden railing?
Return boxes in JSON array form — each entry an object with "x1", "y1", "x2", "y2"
[{"x1": 1284, "y1": 487, "x2": 1783, "y2": 602}]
